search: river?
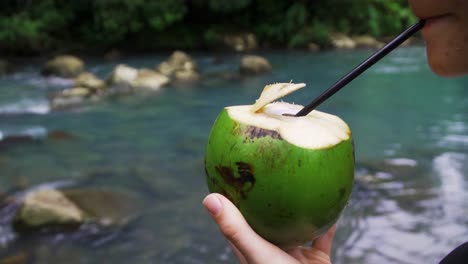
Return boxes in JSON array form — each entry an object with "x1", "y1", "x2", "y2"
[{"x1": 0, "y1": 47, "x2": 467, "y2": 263}]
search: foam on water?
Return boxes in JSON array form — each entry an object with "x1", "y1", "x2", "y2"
[
  {"x1": 0, "y1": 99, "x2": 50, "y2": 114},
  {"x1": 433, "y1": 152, "x2": 467, "y2": 220},
  {"x1": 0, "y1": 126, "x2": 48, "y2": 140}
]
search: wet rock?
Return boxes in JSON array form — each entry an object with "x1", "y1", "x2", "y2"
[
  {"x1": 0, "y1": 59, "x2": 14, "y2": 76},
  {"x1": 174, "y1": 70, "x2": 201, "y2": 83},
  {"x1": 104, "y1": 48, "x2": 123, "y2": 61},
  {"x1": 239, "y1": 55, "x2": 272, "y2": 75},
  {"x1": 14, "y1": 189, "x2": 84, "y2": 228},
  {"x1": 329, "y1": 33, "x2": 356, "y2": 49},
  {"x1": 132, "y1": 69, "x2": 170, "y2": 90},
  {"x1": 74, "y1": 72, "x2": 106, "y2": 92},
  {"x1": 49, "y1": 86, "x2": 97, "y2": 110},
  {"x1": 62, "y1": 188, "x2": 141, "y2": 226},
  {"x1": 157, "y1": 51, "x2": 199, "y2": 82},
  {"x1": 41, "y1": 55, "x2": 85, "y2": 78},
  {"x1": 351, "y1": 35, "x2": 384, "y2": 49},
  {"x1": 11, "y1": 187, "x2": 141, "y2": 233},
  {"x1": 308, "y1": 43, "x2": 321, "y2": 52},
  {"x1": 222, "y1": 33, "x2": 258, "y2": 52},
  {"x1": 107, "y1": 64, "x2": 138, "y2": 87}
]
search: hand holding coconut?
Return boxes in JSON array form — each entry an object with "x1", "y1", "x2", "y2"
[
  {"x1": 203, "y1": 83, "x2": 354, "y2": 261},
  {"x1": 203, "y1": 193, "x2": 335, "y2": 264}
]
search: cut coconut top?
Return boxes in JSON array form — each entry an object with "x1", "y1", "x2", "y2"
[{"x1": 226, "y1": 83, "x2": 350, "y2": 149}]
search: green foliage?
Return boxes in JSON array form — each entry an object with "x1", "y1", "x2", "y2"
[{"x1": 0, "y1": 0, "x2": 416, "y2": 55}]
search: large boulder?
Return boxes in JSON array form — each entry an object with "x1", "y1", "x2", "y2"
[
  {"x1": 74, "y1": 72, "x2": 106, "y2": 92},
  {"x1": 108, "y1": 66, "x2": 169, "y2": 90},
  {"x1": 62, "y1": 188, "x2": 141, "y2": 226},
  {"x1": 157, "y1": 51, "x2": 200, "y2": 82},
  {"x1": 351, "y1": 35, "x2": 384, "y2": 49},
  {"x1": 330, "y1": 33, "x2": 356, "y2": 49},
  {"x1": 223, "y1": 33, "x2": 258, "y2": 52},
  {"x1": 41, "y1": 55, "x2": 85, "y2": 78},
  {"x1": 11, "y1": 187, "x2": 141, "y2": 232},
  {"x1": 131, "y1": 69, "x2": 170, "y2": 90},
  {"x1": 15, "y1": 189, "x2": 84, "y2": 227},
  {"x1": 239, "y1": 55, "x2": 272, "y2": 75},
  {"x1": 107, "y1": 64, "x2": 138, "y2": 87}
]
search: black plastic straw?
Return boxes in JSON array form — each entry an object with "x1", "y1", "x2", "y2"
[{"x1": 295, "y1": 20, "x2": 426, "y2": 117}]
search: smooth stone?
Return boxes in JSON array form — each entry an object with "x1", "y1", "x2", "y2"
[
  {"x1": 14, "y1": 189, "x2": 84, "y2": 228},
  {"x1": 107, "y1": 64, "x2": 138, "y2": 86},
  {"x1": 308, "y1": 42, "x2": 321, "y2": 52},
  {"x1": 41, "y1": 55, "x2": 84, "y2": 78},
  {"x1": 222, "y1": 32, "x2": 258, "y2": 52},
  {"x1": 62, "y1": 188, "x2": 141, "y2": 226},
  {"x1": 74, "y1": 72, "x2": 106, "y2": 91},
  {"x1": 157, "y1": 51, "x2": 198, "y2": 77},
  {"x1": 330, "y1": 33, "x2": 356, "y2": 49},
  {"x1": 351, "y1": 35, "x2": 384, "y2": 49},
  {"x1": 131, "y1": 69, "x2": 170, "y2": 90},
  {"x1": 239, "y1": 55, "x2": 272, "y2": 75}
]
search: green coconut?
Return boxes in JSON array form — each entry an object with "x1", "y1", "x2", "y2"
[{"x1": 205, "y1": 83, "x2": 354, "y2": 247}]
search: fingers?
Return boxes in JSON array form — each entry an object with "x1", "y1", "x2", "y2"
[
  {"x1": 228, "y1": 241, "x2": 248, "y2": 264},
  {"x1": 312, "y1": 224, "x2": 336, "y2": 256},
  {"x1": 203, "y1": 193, "x2": 296, "y2": 264}
]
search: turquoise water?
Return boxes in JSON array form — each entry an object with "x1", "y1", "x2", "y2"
[{"x1": 0, "y1": 47, "x2": 467, "y2": 263}]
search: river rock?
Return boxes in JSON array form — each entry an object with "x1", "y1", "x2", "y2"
[
  {"x1": 239, "y1": 55, "x2": 272, "y2": 75},
  {"x1": 308, "y1": 42, "x2": 321, "y2": 52},
  {"x1": 0, "y1": 59, "x2": 13, "y2": 76},
  {"x1": 104, "y1": 48, "x2": 122, "y2": 61},
  {"x1": 41, "y1": 55, "x2": 84, "y2": 78},
  {"x1": 14, "y1": 189, "x2": 84, "y2": 228},
  {"x1": 62, "y1": 188, "x2": 141, "y2": 226},
  {"x1": 157, "y1": 51, "x2": 199, "y2": 82},
  {"x1": 49, "y1": 87, "x2": 93, "y2": 110},
  {"x1": 330, "y1": 33, "x2": 356, "y2": 49},
  {"x1": 74, "y1": 72, "x2": 106, "y2": 92},
  {"x1": 351, "y1": 35, "x2": 384, "y2": 49},
  {"x1": 223, "y1": 32, "x2": 258, "y2": 52},
  {"x1": 107, "y1": 64, "x2": 138, "y2": 87},
  {"x1": 131, "y1": 69, "x2": 169, "y2": 90}
]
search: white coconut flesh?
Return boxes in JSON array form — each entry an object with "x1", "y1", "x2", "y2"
[{"x1": 226, "y1": 83, "x2": 351, "y2": 149}]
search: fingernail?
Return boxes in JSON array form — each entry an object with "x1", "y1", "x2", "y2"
[{"x1": 203, "y1": 194, "x2": 222, "y2": 216}]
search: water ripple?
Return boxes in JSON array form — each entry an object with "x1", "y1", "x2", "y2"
[{"x1": 0, "y1": 99, "x2": 50, "y2": 115}]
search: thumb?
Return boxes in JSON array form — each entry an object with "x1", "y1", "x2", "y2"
[{"x1": 203, "y1": 193, "x2": 297, "y2": 264}]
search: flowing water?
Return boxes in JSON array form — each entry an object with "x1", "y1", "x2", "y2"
[{"x1": 0, "y1": 47, "x2": 467, "y2": 263}]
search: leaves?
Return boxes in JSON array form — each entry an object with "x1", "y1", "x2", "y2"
[{"x1": 0, "y1": 0, "x2": 416, "y2": 54}]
